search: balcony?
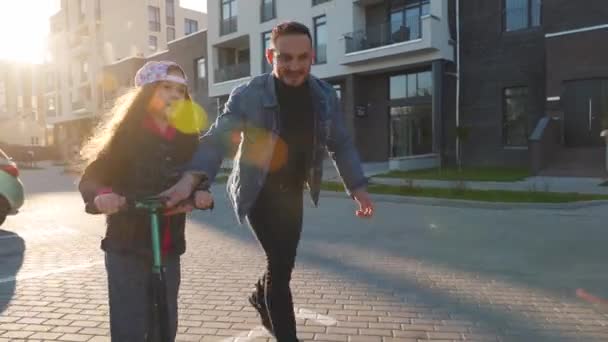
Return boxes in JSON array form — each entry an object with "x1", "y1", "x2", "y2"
[
  {"x1": 352, "y1": 0, "x2": 385, "y2": 5},
  {"x1": 345, "y1": 22, "x2": 419, "y2": 53},
  {"x1": 149, "y1": 21, "x2": 161, "y2": 32},
  {"x1": 71, "y1": 100, "x2": 85, "y2": 111},
  {"x1": 214, "y1": 63, "x2": 250, "y2": 83},
  {"x1": 71, "y1": 99, "x2": 94, "y2": 117},
  {"x1": 220, "y1": 17, "x2": 237, "y2": 36},
  {"x1": 341, "y1": 14, "x2": 451, "y2": 65},
  {"x1": 69, "y1": 32, "x2": 90, "y2": 56}
]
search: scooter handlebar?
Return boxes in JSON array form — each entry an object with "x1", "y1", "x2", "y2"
[{"x1": 85, "y1": 194, "x2": 213, "y2": 215}]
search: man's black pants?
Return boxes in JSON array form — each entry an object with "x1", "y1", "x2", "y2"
[{"x1": 247, "y1": 183, "x2": 303, "y2": 342}]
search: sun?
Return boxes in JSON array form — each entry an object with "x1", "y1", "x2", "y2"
[{"x1": 0, "y1": 0, "x2": 59, "y2": 64}]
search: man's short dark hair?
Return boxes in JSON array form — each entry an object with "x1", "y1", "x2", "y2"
[{"x1": 271, "y1": 21, "x2": 312, "y2": 47}]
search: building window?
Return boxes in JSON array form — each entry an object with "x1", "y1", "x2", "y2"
[
  {"x1": 312, "y1": 0, "x2": 330, "y2": 5},
  {"x1": 185, "y1": 19, "x2": 198, "y2": 35},
  {"x1": 389, "y1": 71, "x2": 432, "y2": 100},
  {"x1": 148, "y1": 6, "x2": 161, "y2": 32},
  {"x1": 313, "y1": 15, "x2": 327, "y2": 64},
  {"x1": 17, "y1": 95, "x2": 23, "y2": 113},
  {"x1": 390, "y1": 104, "x2": 433, "y2": 157},
  {"x1": 197, "y1": 58, "x2": 206, "y2": 79},
  {"x1": 221, "y1": 0, "x2": 238, "y2": 35},
  {"x1": 389, "y1": 0, "x2": 429, "y2": 43},
  {"x1": 149, "y1": 35, "x2": 158, "y2": 52},
  {"x1": 261, "y1": 0, "x2": 276, "y2": 22},
  {"x1": 503, "y1": 87, "x2": 529, "y2": 147},
  {"x1": 46, "y1": 97, "x2": 56, "y2": 117},
  {"x1": 166, "y1": 0, "x2": 175, "y2": 26},
  {"x1": 31, "y1": 95, "x2": 38, "y2": 120},
  {"x1": 389, "y1": 70, "x2": 433, "y2": 158},
  {"x1": 31, "y1": 137, "x2": 39, "y2": 146},
  {"x1": 504, "y1": 0, "x2": 541, "y2": 32},
  {"x1": 332, "y1": 84, "x2": 342, "y2": 101},
  {"x1": 167, "y1": 27, "x2": 176, "y2": 41},
  {"x1": 47, "y1": 97, "x2": 55, "y2": 110},
  {"x1": 262, "y1": 31, "x2": 272, "y2": 73},
  {"x1": 81, "y1": 61, "x2": 88, "y2": 82}
]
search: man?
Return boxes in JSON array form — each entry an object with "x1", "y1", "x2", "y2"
[{"x1": 163, "y1": 21, "x2": 374, "y2": 341}]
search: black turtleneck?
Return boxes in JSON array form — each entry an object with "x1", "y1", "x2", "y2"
[{"x1": 265, "y1": 77, "x2": 314, "y2": 189}]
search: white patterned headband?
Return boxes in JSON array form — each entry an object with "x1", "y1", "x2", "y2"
[{"x1": 134, "y1": 61, "x2": 188, "y2": 87}]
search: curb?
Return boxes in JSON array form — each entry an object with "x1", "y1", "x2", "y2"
[{"x1": 319, "y1": 190, "x2": 608, "y2": 210}]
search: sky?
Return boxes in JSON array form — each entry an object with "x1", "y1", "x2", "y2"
[{"x1": 0, "y1": 0, "x2": 206, "y2": 64}]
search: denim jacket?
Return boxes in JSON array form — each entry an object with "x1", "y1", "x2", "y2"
[{"x1": 189, "y1": 73, "x2": 367, "y2": 223}]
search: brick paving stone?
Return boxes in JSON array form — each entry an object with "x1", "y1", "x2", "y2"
[{"x1": 3, "y1": 171, "x2": 608, "y2": 342}]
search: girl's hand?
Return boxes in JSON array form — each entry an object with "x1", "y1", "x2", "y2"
[{"x1": 93, "y1": 193, "x2": 126, "y2": 215}]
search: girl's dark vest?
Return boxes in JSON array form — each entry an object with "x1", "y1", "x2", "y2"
[{"x1": 79, "y1": 128, "x2": 198, "y2": 258}]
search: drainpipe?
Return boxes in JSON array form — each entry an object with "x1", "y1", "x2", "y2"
[{"x1": 455, "y1": 0, "x2": 462, "y2": 169}]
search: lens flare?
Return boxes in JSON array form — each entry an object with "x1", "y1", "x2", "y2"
[
  {"x1": 167, "y1": 100, "x2": 209, "y2": 134},
  {"x1": 97, "y1": 72, "x2": 118, "y2": 92},
  {"x1": 238, "y1": 126, "x2": 288, "y2": 172},
  {"x1": 147, "y1": 96, "x2": 165, "y2": 114}
]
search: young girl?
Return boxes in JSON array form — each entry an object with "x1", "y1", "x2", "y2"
[{"x1": 78, "y1": 61, "x2": 213, "y2": 341}]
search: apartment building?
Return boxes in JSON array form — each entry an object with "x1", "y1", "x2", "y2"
[
  {"x1": 46, "y1": 0, "x2": 206, "y2": 159},
  {"x1": 206, "y1": 0, "x2": 456, "y2": 170},
  {"x1": 0, "y1": 62, "x2": 47, "y2": 147},
  {"x1": 102, "y1": 29, "x2": 213, "y2": 123},
  {"x1": 460, "y1": 0, "x2": 608, "y2": 176}
]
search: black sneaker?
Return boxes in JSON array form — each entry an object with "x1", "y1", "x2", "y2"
[{"x1": 248, "y1": 279, "x2": 274, "y2": 335}]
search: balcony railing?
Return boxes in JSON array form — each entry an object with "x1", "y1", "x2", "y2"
[
  {"x1": 214, "y1": 63, "x2": 250, "y2": 83},
  {"x1": 220, "y1": 17, "x2": 237, "y2": 36},
  {"x1": 71, "y1": 100, "x2": 85, "y2": 110},
  {"x1": 149, "y1": 21, "x2": 161, "y2": 32},
  {"x1": 344, "y1": 21, "x2": 421, "y2": 54}
]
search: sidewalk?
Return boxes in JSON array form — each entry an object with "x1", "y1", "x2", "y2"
[
  {"x1": 368, "y1": 176, "x2": 607, "y2": 195},
  {"x1": 322, "y1": 162, "x2": 608, "y2": 195},
  {"x1": 59, "y1": 158, "x2": 608, "y2": 195}
]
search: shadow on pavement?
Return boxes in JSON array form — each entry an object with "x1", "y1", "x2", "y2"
[
  {"x1": 0, "y1": 229, "x2": 25, "y2": 315},
  {"x1": 189, "y1": 197, "x2": 608, "y2": 341}
]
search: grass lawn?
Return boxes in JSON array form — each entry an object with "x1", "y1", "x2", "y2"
[
  {"x1": 215, "y1": 175, "x2": 229, "y2": 183},
  {"x1": 375, "y1": 167, "x2": 530, "y2": 182},
  {"x1": 16, "y1": 163, "x2": 44, "y2": 170},
  {"x1": 212, "y1": 177, "x2": 607, "y2": 203},
  {"x1": 321, "y1": 181, "x2": 608, "y2": 203}
]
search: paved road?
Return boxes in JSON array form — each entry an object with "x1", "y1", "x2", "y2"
[{"x1": 1, "y1": 166, "x2": 608, "y2": 341}]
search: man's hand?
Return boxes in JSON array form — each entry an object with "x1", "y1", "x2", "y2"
[
  {"x1": 160, "y1": 173, "x2": 201, "y2": 211},
  {"x1": 164, "y1": 190, "x2": 213, "y2": 216},
  {"x1": 194, "y1": 190, "x2": 214, "y2": 209},
  {"x1": 352, "y1": 189, "x2": 374, "y2": 218},
  {"x1": 93, "y1": 193, "x2": 126, "y2": 215}
]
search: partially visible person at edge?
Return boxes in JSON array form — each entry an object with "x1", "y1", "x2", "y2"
[
  {"x1": 78, "y1": 61, "x2": 213, "y2": 342},
  {"x1": 162, "y1": 22, "x2": 375, "y2": 342}
]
